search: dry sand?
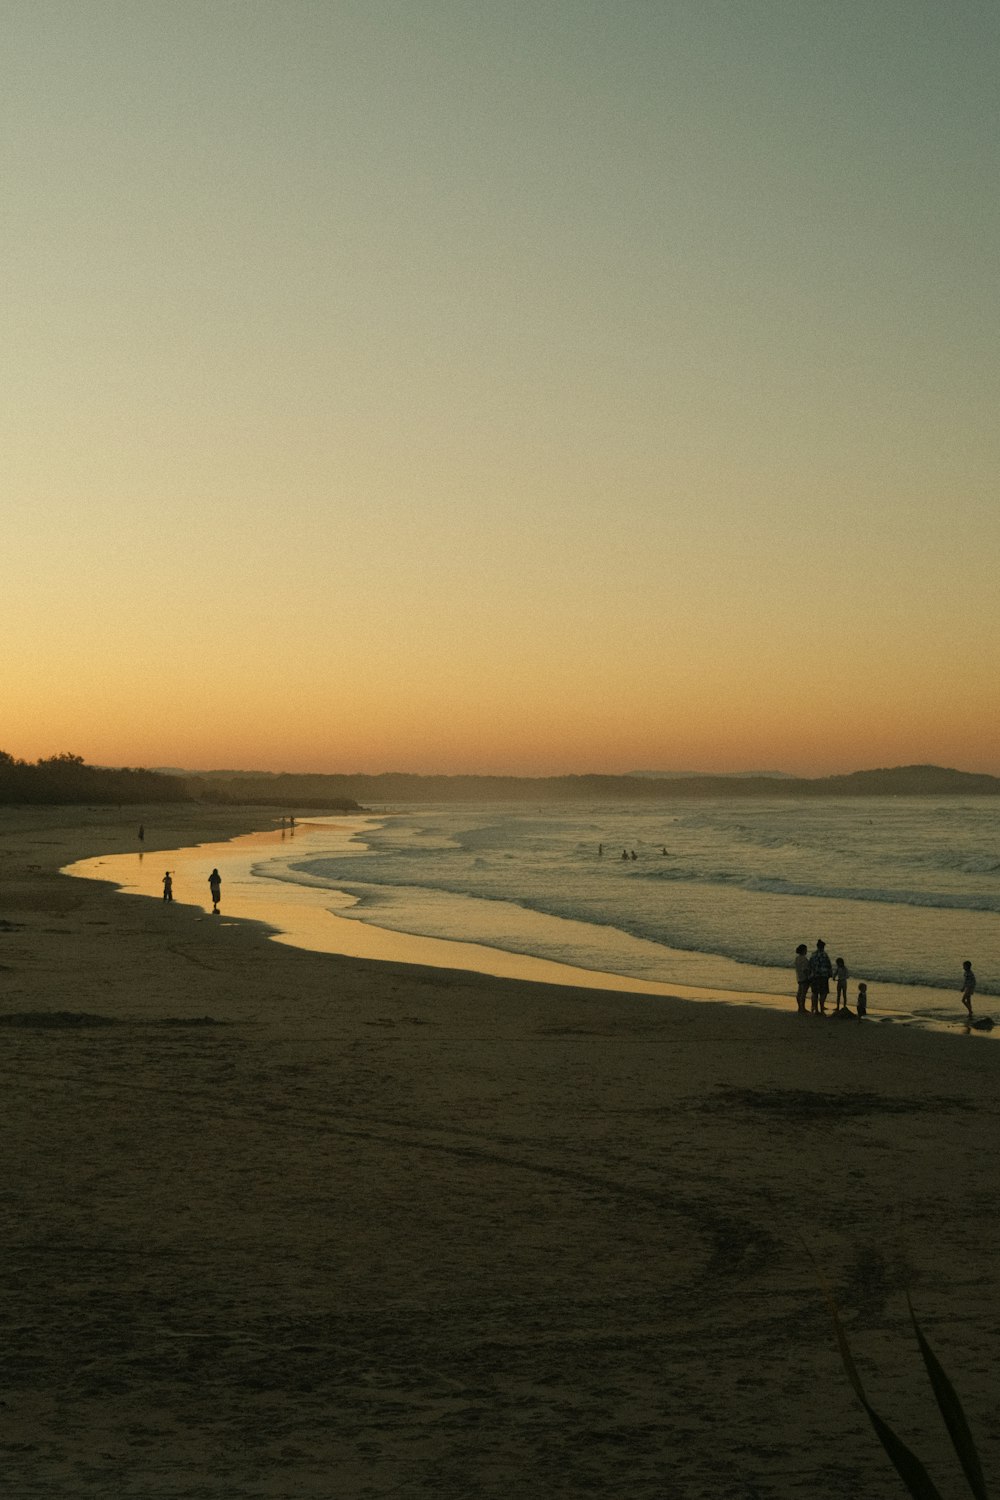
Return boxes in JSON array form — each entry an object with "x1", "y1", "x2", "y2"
[{"x1": 0, "y1": 803, "x2": 997, "y2": 1499}]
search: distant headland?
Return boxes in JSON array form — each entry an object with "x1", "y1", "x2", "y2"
[
  {"x1": 3, "y1": 753, "x2": 998, "y2": 807},
  {"x1": 179, "y1": 763, "x2": 1000, "y2": 804}
]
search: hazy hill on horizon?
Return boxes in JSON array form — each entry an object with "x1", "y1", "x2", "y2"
[
  {"x1": 182, "y1": 762, "x2": 1000, "y2": 805},
  {"x1": 6, "y1": 754, "x2": 997, "y2": 808},
  {"x1": 626, "y1": 769, "x2": 794, "y2": 780}
]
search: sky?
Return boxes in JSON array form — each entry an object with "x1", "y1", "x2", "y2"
[{"x1": 4, "y1": 1, "x2": 998, "y2": 777}]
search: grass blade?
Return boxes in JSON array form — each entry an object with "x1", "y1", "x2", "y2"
[
  {"x1": 802, "y1": 1239, "x2": 946, "y2": 1500},
  {"x1": 857, "y1": 1396, "x2": 950, "y2": 1500},
  {"x1": 820, "y1": 1282, "x2": 947, "y2": 1500},
  {"x1": 907, "y1": 1293, "x2": 990, "y2": 1500}
]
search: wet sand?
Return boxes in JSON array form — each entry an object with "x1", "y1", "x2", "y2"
[
  {"x1": 66, "y1": 816, "x2": 807, "y2": 1009},
  {"x1": 1, "y1": 803, "x2": 998, "y2": 1498},
  {"x1": 66, "y1": 815, "x2": 971, "y2": 1031}
]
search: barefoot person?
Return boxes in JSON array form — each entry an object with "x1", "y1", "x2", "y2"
[
  {"x1": 960, "y1": 960, "x2": 976, "y2": 1019},
  {"x1": 162, "y1": 871, "x2": 173, "y2": 902},
  {"x1": 208, "y1": 868, "x2": 222, "y2": 914}
]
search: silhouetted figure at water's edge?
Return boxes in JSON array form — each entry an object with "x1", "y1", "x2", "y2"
[
  {"x1": 961, "y1": 960, "x2": 976, "y2": 1019},
  {"x1": 833, "y1": 957, "x2": 849, "y2": 1011},
  {"x1": 808, "y1": 939, "x2": 833, "y2": 1014},
  {"x1": 793, "y1": 944, "x2": 809, "y2": 1013}
]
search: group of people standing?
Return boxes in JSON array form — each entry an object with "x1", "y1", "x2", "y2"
[
  {"x1": 794, "y1": 939, "x2": 867, "y2": 1021},
  {"x1": 160, "y1": 867, "x2": 222, "y2": 913},
  {"x1": 795, "y1": 943, "x2": 982, "y2": 1024}
]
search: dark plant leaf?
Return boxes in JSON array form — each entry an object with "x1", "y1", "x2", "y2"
[
  {"x1": 819, "y1": 1278, "x2": 947, "y2": 1500},
  {"x1": 907, "y1": 1293, "x2": 990, "y2": 1500},
  {"x1": 805, "y1": 1236, "x2": 992, "y2": 1498},
  {"x1": 859, "y1": 1395, "x2": 950, "y2": 1500}
]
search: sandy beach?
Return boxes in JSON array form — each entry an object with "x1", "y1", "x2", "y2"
[{"x1": 1, "y1": 803, "x2": 998, "y2": 1499}]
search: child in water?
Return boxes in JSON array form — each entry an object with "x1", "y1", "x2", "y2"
[
  {"x1": 833, "y1": 957, "x2": 849, "y2": 1011},
  {"x1": 856, "y1": 982, "x2": 868, "y2": 1022}
]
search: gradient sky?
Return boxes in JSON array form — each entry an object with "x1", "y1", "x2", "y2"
[{"x1": 4, "y1": 1, "x2": 998, "y2": 776}]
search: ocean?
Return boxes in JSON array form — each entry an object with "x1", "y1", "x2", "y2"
[{"x1": 255, "y1": 797, "x2": 999, "y2": 1028}]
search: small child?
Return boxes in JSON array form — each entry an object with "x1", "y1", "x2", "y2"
[
  {"x1": 833, "y1": 957, "x2": 849, "y2": 1011},
  {"x1": 856, "y1": 982, "x2": 867, "y2": 1022},
  {"x1": 162, "y1": 871, "x2": 173, "y2": 902}
]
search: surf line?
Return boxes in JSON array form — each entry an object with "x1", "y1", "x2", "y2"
[
  {"x1": 63, "y1": 818, "x2": 791, "y2": 1009},
  {"x1": 63, "y1": 817, "x2": 973, "y2": 1031}
]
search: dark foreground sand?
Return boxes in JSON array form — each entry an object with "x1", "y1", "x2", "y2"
[{"x1": 0, "y1": 804, "x2": 997, "y2": 1499}]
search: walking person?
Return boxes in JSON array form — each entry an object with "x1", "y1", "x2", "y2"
[
  {"x1": 960, "y1": 960, "x2": 976, "y2": 1019},
  {"x1": 162, "y1": 871, "x2": 173, "y2": 902},
  {"x1": 208, "y1": 868, "x2": 222, "y2": 914},
  {"x1": 794, "y1": 944, "x2": 810, "y2": 1013},
  {"x1": 833, "y1": 956, "x2": 849, "y2": 1011},
  {"x1": 808, "y1": 939, "x2": 833, "y2": 1014}
]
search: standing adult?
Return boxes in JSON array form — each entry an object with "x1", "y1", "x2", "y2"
[
  {"x1": 794, "y1": 944, "x2": 810, "y2": 1013},
  {"x1": 162, "y1": 871, "x2": 173, "y2": 902},
  {"x1": 960, "y1": 960, "x2": 976, "y2": 1019},
  {"x1": 208, "y1": 868, "x2": 222, "y2": 914},
  {"x1": 808, "y1": 939, "x2": 833, "y2": 1014}
]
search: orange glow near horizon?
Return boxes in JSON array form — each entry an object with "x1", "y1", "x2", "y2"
[
  {"x1": 4, "y1": 8, "x2": 999, "y2": 781},
  {"x1": 4, "y1": 645, "x2": 999, "y2": 781}
]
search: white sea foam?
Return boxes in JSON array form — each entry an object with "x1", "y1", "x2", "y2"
[{"x1": 253, "y1": 797, "x2": 1000, "y2": 1015}]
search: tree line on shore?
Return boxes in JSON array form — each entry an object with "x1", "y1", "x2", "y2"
[
  {"x1": 0, "y1": 752, "x2": 362, "y2": 810},
  {"x1": 0, "y1": 752, "x2": 191, "y2": 806}
]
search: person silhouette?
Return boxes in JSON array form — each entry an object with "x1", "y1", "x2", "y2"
[
  {"x1": 794, "y1": 944, "x2": 809, "y2": 1013},
  {"x1": 808, "y1": 939, "x2": 833, "y2": 1014},
  {"x1": 960, "y1": 960, "x2": 976, "y2": 1019},
  {"x1": 833, "y1": 957, "x2": 849, "y2": 1011},
  {"x1": 162, "y1": 871, "x2": 172, "y2": 902},
  {"x1": 208, "y1": 868, "x2": 222, "y2": 913}
]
